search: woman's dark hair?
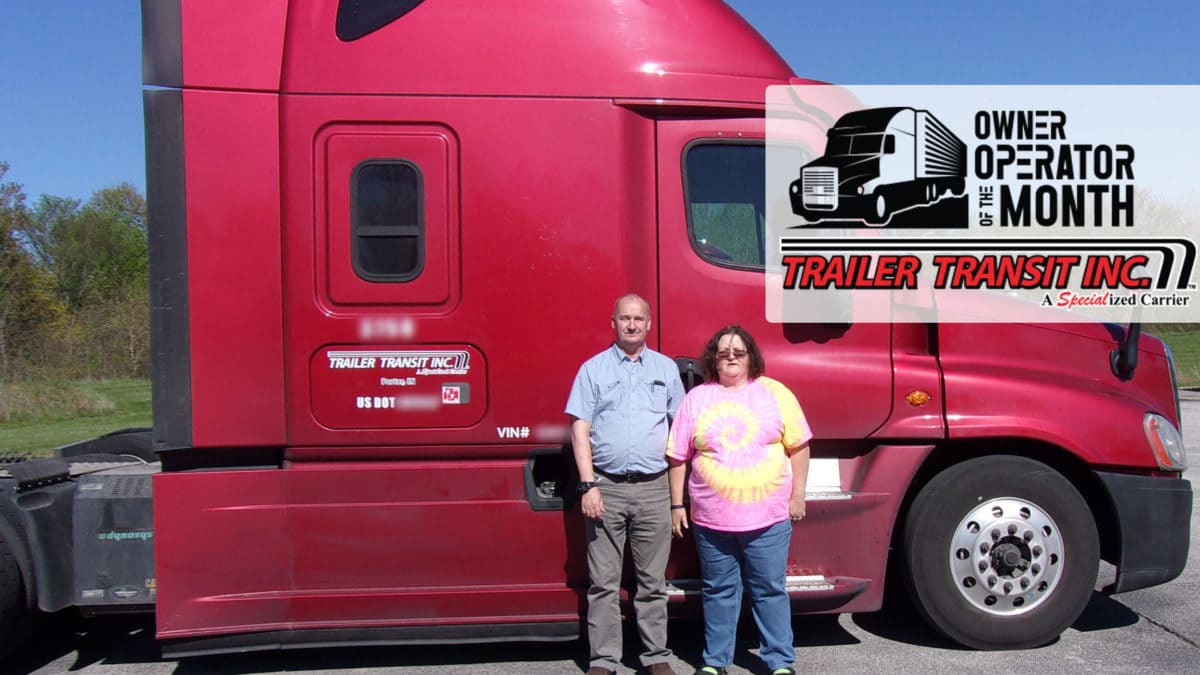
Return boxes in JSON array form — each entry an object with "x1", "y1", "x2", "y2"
[{"x1": 701, "y1": 324, "x2": 765, "y2": 381}]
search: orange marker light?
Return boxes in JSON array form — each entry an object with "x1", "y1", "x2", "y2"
[{"x1": 906, "y1": 390, "x2": 932, "y2": 406}]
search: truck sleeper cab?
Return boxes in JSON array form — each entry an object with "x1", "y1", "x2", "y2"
[{"x1": 0, "y1": 0, "x2": 1190, "y2": 659}]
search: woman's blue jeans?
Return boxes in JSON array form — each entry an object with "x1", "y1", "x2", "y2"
[{"x1": 692, "y1": 519, "x2": 795, "y2": 670}]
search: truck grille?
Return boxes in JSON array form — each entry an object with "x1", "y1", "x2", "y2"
[{"x1": 802, "y1": 167, "x2": 837, "y2": 209}]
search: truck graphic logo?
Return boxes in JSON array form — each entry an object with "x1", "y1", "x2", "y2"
[{"x1": 789, "y1": 107, "x2": 967, "y2": 227}]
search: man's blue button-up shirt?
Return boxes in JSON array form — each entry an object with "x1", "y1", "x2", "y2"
[{"x1": 565, "y1": 343, "x2": 685, "y2": 475}]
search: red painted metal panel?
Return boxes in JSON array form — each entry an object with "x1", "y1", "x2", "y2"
[
  {"x1": 282, "y1": 96, "x2": 660, "y2": 448},
  {"x1": 285, "y1": 459, "x2": 582, "y2": 625},
  {"x1": 939, "y1": 322, "x2": 1177, "y2": 468},
  {"x1": 321, "y1": 126, "x2": 455, "y2": 307},
  {"x1": 279, "y1": 0, "x2": 792, "y2": 101},
  {"x1": 154, "y1": 470, "x2": 290, "y2": 638},
  {"x1": 180, "y1": 0, "x2": 287, "y2": 91},
  {"x1": 182, "y1": 89, "x2": 286, "y2": 447}
]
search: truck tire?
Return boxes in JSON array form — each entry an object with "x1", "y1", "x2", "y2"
[
  {"x1": 0, "y1": 534, "x2": 28, "y2": 658},
  {"x1": 902, "y1": 455, "x2": 1099, "y2": 650},
  {"x1": 865, "y1": 193, "x2": 889, "y2": 225}
]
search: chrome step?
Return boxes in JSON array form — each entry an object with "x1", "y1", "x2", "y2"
[{"x1": 667, "y1": 575, "x2": 835, "y2": 596}]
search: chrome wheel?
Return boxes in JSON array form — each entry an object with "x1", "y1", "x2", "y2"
[{"x1": 950, "y1": 497, "x2": 1063, "y2": 615}]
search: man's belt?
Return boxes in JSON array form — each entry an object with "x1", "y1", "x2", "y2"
[{"x1": 594, "y1": 467, "x2": 666, "y2": 484}]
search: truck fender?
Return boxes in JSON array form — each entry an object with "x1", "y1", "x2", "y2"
[
  {"x1": 0, "y1": 489, "x2": 38, "y2": 656},
  {"x1": 1, "y1": 460, "x2": 77, "y2": 613},
  {"x1": 0, "y1": 486, "x2": 37, "y2": 614},
  {"x1": 56, "y1": 428, "x2": 157, "y2": 463}
]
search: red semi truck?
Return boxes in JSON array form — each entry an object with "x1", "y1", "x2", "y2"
[{"x1": 0, "y1": 0, "x2": 1191, "y2": 657}]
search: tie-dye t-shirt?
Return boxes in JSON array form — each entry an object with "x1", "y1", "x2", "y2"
[{"x1": 666, "y1": 376, "x2": 812, "y2": 532}]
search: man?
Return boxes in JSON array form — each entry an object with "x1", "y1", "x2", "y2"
[{"x1": 565, "y1": 294, "x2": 685, "y2": 675}]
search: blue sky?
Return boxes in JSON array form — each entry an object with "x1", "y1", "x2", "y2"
[{"x1": 1, "y1": 0, "x2": 1196, "y2": 203}]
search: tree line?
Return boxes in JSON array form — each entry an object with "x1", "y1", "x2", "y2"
[{"x1": 0, "y1": 162, "x2": 149, "y2": 382}]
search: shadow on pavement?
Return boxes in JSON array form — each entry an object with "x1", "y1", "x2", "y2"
[
  {"x1": 6, "y1": 590, "x2": 1142, "y2": 674},
  {"x1": 849, "y1": 589, "x2": 1140, "y2": 649},
  {"x1": 9, "y1": 611, "x2": 161, "y2": 674},
  {"x1": 1070, "y1": 591, "x2": 1139, "y2": 633},
  {"x1": 848, "y1": 589, "x2": 962, "y2": 650}
]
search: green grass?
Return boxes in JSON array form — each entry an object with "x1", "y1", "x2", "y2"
[
  {"x1": 1152, "y1": 326, "x2": 1200, "y2": 388},
  {"x1": 0, "y1": 378, "x2": 151, "y2": 456}
]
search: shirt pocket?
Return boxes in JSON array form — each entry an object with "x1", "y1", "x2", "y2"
[
  {"x1": 596, "y1": 379, "x2": 624, "y2": 412},
  {"x1": 645, "y1": 379, "x2": 670, "y2": 413}
]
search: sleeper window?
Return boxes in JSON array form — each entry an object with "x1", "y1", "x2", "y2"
[{"x1": 351, "y1": 160, "x2": 424, "y2": 281}]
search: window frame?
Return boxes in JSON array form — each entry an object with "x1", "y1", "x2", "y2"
[
  {"x1": 681, "y1": 139, "x2": 768, "y2": 273},
  {"x1": 349, "y1": 158, "x2": 426, "y2": 283}
]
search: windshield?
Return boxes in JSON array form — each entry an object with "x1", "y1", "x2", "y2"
[{"x1": 825, "y1": 133, "x2": 885, "y2": 156}]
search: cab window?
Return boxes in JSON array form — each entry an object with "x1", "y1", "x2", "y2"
[{"x1": 683, "y1": 143, "x2": 766, "y2": 269}]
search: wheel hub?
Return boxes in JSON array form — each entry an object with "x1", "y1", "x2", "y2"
[
  {"x1": 949, "y1": 497, "x2": 1064, "y2": 616},
  {"x1": 990, "y1": 540, "x2": 1029, "y2": 576}
]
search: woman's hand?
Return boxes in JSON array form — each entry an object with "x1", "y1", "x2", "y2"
[
  {"x1": 788, "y1": 444, "x2": 810, "y2": 523},
  {"x1": 671, "y1": 507, "x2": 689, "y2": 538},
  {"x1": 789, "y1": 492, "x2": 806, "y2": 522},
  {"x1": 667, "y1": 458, "x2": 689, "y2": 537}
]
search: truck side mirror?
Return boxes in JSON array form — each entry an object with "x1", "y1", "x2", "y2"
[{"x1": 884, "y1": 135, "x2": 896, "y2": 154}]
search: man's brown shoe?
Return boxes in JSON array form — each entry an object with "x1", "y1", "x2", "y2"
[
  {"x1": 586, "y1": 668, "x2": 616, "y2": 675},
  {"x1": 647, "y1": 663, "x2": 677, "y2": 675}
]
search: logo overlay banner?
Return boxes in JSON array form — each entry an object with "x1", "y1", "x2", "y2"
[{"x1": 765, "y1": 85, "x2": 1199, "y2": 323}]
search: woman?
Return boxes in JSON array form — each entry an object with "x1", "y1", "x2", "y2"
[{"x1": 666, "y1": 325, "x2": 811, "y2": 675}]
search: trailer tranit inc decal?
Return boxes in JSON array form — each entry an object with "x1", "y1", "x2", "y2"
[
  {"x1": 311, "y1": 345, "x2": 486, "y2": 428},
  {"x1": 766, "y1": 85, "x2": 1200, "y2": 323}
]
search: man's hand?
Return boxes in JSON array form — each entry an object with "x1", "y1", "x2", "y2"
[{"x1": 581, "y1": 486, "x2": 605, "y2": 520}]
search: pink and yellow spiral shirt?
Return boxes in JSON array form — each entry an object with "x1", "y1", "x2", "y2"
[{"x1": 666, "y1": 376, "x2": 812, "y2": 532}]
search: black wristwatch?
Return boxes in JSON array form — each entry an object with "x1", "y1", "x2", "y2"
[{"x1": 577, "y1": 481, "x2": 599, "y2": 494}]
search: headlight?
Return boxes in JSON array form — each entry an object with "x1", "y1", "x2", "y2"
[{"x1": 1144, "y1": 413, "x2": 1187, "y2": 471}]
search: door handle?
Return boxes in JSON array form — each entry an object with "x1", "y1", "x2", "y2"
[{"x1": 675, "y1": 357, "x2": 706, "y2": 392}]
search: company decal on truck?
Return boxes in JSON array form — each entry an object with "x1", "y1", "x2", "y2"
[
  {"x1": 311, "y1": 345, "x2": 486, "y2": 428},
  {"x1": 766, "y1": 85, "x2": 1199, "y2": 323},
  {"x1": 96, "y1": 529, "x2": 154, "y2": 542}
]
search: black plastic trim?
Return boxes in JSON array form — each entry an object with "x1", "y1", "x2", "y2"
[
  {"x1": 144, "y1": 88, "x2": 193, "y2": 450},
  {"x1": 157, "y1": 447, "x2": 284, "y2": 473},
  {"x1": 0, "y1": 493, "x2": 37, "y2": 615},
  {"x1": 56, "y1": 428, "x2": 157, "y2": 463},
  {"x1": 6, "y1": 460, "x2": 69, "y2": 493},
  {"x1": 141, "y1": 0, "x2": 182, "y2": 87},
  {"x1": 13, "y1": 482, "x2": 76, "y2": 612},
  {"x1": 1097, "y1": 471, "x2": 1192, "y2": 593},
  {"x1": 675, "y1": 357, "x2": 706, "y2": 392},
  {"x1": 523, "y1": 447, "x2": 574, "y2": 511},
  {"x1": 162, "y1": 620, "x2": 580, "y2": 657}
]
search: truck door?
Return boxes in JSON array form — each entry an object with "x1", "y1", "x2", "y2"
[{"x1": 654, "y1": 117, "x2": 894, "y2": 456}]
